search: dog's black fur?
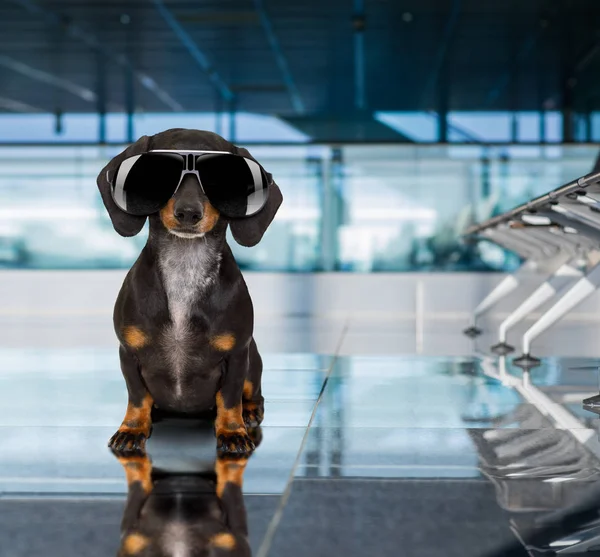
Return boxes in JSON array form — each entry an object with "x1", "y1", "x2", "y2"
[{"x1": 97, "y1": 128, "x2": 282, "y2": 456}]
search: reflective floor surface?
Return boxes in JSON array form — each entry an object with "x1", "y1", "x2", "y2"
[{"x1": 3, "y1": 343, "x2": 600, "y2": 557}]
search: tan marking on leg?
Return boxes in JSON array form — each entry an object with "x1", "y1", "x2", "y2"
[
  {"x1": 215, "y1": 457, "x2": 248, "y2": 498},
  {"x1": 209, "y1": 532, "x2": 236, "y2": 550},
  {"x1": 120, "y1": 392, "x2": 154, "y2": 435},
  {"x1": 123, "y1": 533, "x2": 150, "y2": 554},
  {"x1": 215, "y1": 391, "x2": 244, "y2": 433},
  {"x1": 118, "y1": 454, "x2": 153, "y2": 493},
  {"x1": 159, "y1": 198, "x2": 178, "y2": 230},
  {"x1": 123, "y1": 326, "x2": 149, "y2": 349},
  {"x1": 199, "y1": 200, "x2": 220, "y2": 233},
  {"x1": 210, "y1": 333, "x2": 236, "y2": 352},
  {"x1": 243, "y1": 379, "x2": 253, "y2": 400}
]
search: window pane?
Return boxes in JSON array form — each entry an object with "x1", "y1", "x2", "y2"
[
  {"x1": 516, "y1": 112, "x2": 540, "y2": 142},
  {"x1": 448, "y1": 112, "x2": 512, "y2": 142},
  {"x1": 0, "y1": 143, "x2": 598, "y2": 271},
  {"x1": 375, "y1": 112, "x2": 438, "y2": 142},
  {"x1": 0, "y1": 114, "x2": 99, "y2": 142}
]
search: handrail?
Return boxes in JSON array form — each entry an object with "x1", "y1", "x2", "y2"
[{"x1": 463, "y1": 171, "x2": 600, "y2": 236}]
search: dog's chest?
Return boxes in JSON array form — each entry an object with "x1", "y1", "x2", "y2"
[{"x1": 158, "y1": 241, "x2": 220, "y2": 388}]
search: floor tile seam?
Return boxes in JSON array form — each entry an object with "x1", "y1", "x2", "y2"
[
  {"x1": 291, "y1": 476, "x2": 492, "y2": 483},
  {"x1": 254, "y1": 318, "x2": 350, "y2": 557}
]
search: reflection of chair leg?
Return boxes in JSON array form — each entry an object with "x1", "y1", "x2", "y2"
[
  {"x1": 464, "y1": 262, "x2": 535, "y2": 338},
  {"x1": 514, "y1": 263, "x2": 600, "y2": 369},
  {"x1": 492, "y1": 263, "x2": 582, "y2": 355},
  {"x1": 582, "y1": 367, "x2": 600, "y2": 410},
  {"x1": 583, "y1": 391, "x2": 600, "y2": 410}
]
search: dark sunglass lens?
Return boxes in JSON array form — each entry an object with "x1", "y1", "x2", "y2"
[
  {"x1": 113, "y1": 153, "x2": 184, "y2": 215},
  {"x1": 196, "y1": 154, "x2": 268, "y2": 218}
]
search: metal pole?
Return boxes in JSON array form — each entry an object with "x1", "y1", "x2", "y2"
[
  {"x1": 253, "y1": 0, "x2": 304, "y2": 113},
  {"x1": 352, "y1": 0, "x2": 366, "y2": 110},
  {"x1": 539, "y1": 109, "x2": 546, "y2": 143},
  {"x1": 228, "y1": 97, "x2": 237, "y2": 143},
  {"x1": 97, "y1": 50, "x2": 106, "y2": 144},
  {"x1": 585, "y1": 107, "x2": 592, "y2": 142},
  {"x1": 126, "y1": 68, "x2": 134, "y2": 143},
  {"x1": 438, "y1": 62, "x2": 449, "y2": 142},
  {"x1": 215, "y1": 90, "x2": 223, "y2": 136},
  {"x1": 318, "y1": 151, "x2": 336, "y2": 271}
]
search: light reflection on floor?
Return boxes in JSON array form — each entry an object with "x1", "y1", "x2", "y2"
[{"x1": 1, "y1": 338, "x2": 600, "y2": 556}]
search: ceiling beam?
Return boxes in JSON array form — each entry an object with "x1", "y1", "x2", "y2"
[
  {"x1": 8, "y1": 0, "x2": 183, "y2": 111},
  {"x1": 483, "y1": 4, "x2": 556, "y2": 109},
  {"x1": 151, "y1": 0, "x2": 235, "y2": 103},
  {"x1": 0, "y1": 96, "x2": 43, "y2": 113},
  {"x1": 421, "y1": 0, "x2": 462, "y2": 110},
  {"x1": 352, "y1": 0, "x2": 366, "y2": 111},
  {"x1": 253, "y1": 0, "x2": 304, "y2": 113},
  {"x1": 556, "y1": 34, "x2": 600, "y2": 107},
  {"x1": 485, "y1": 32, "x2": 544, "y2": 107},
  {"x1": 0, "y1": 54, "x2": 97, "y2": 103}
]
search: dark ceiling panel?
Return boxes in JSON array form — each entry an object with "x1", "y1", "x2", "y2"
[{"x1": 1, "y1": 0, "x2": 600, "y2": 114}]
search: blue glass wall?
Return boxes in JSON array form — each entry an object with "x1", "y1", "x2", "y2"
[{"x1": 0, "y1": 143, "x2": 598, "y2": 271}]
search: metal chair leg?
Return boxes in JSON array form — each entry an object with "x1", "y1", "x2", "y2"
[
  {"x1": 513, "y1": 263, "x2": 600, "y2": 369},
  {"x1": 491, "y1": 262, "x2": 582, "y2": 355},
  {"x1": 464, "y1": 261, "x2": 536, "y2": 338}
]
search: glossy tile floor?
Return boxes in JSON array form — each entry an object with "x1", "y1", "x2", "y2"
[{"x1": 3, "y1": 325, "x2": 600, "y2": 556}]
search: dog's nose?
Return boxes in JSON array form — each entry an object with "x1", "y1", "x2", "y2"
[{"x1": 174, "y1": 202, "x2": 204, "y2": 225}]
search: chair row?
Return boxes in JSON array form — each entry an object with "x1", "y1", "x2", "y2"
[{"x1": 463, "y1": 167, "x2": 600, "y2": 373}]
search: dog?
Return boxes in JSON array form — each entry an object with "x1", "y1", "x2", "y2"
[
  {"x1": 97, "y1": 128, "x2": 282, "y2": 456},
  {"x1": 115, "y1": 451, "x2": 252, "y2": 556}
]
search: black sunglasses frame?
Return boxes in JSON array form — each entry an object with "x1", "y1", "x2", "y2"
[{"x1": 108, "y1": 149, "x2": 271, "y2": 218}]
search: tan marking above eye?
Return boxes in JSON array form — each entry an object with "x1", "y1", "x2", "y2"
[
  {"x1": 209, "y1": 532, "x2": 236, "y2": 550},
  {"x1": 210, "y1": 333, "x2": 235, "y2": 351},
  {"x1": 123, "y1": 326, "x2": 149, "y2": 349},
  {"x1": 123, "y1": 533, "x2": 150, "y2": 554}
]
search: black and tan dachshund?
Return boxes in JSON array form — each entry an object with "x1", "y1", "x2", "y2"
[
  {"x1": 97, "y1": 128, "x2": 282, "y2": 456},
  {"x1": 115, "y1": 451, "x2": 252, "y2": 556}
]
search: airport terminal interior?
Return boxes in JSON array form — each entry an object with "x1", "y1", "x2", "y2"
[{"x1": 5, "y1": 1, "x2": 600, "y2": 556}]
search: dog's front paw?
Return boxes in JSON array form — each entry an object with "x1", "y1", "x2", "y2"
[
  {"x1": 108, "y1": 427, "x2": 150, "y2": 455},
  {"x1": 246, "y1": 425, "x2": 263, "y2": 449},
  {"x1": 243, "y1": 403, "x2": 264, "y2": 429},
  {"x1": 216, "y1": 429, "x2": 255, "y2": 457}
]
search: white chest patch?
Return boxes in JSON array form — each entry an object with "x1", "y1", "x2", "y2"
[
  {"x1": 158, "y1": 238, "x2": 221, "y2": 394},
  {"x1": 162, "y1": 519, "x2": 190, "y2": 557}
]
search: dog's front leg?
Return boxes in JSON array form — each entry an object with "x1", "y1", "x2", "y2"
[
  {"x1": 115, "y1": 452, "x2": 153, "y2": 539},
  {"x1": 216, "y1": 348, "x2": 256, "y2": 457},
  {"x1": 206, "y1": 455, "x2": 251, "y2": 555},
  {"x1": 109, "y1": 345, "x2": 153, "y2": 454}
]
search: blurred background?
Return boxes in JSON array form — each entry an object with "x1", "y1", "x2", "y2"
[
  {"x1": 6, "y1": 5, "x2": 600, "y2": 556},
  {"x1": 2, "y1": 0, "x2": 600, "y2": 272}
]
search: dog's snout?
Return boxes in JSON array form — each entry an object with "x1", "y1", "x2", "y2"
[
  {"x1": 174, "y1": 202, "x2": 204, "y2": 225},
  {"x1": 172, "y1": 175, "x2": 205, "y2": 226}
]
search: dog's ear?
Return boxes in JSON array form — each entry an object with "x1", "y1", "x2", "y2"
[
  {"x1": 228, "y1": 147, "x2": 283, "y2": 247},
  {"x1": 96, "y1": 135, "x2": 152, "y2": 237}
]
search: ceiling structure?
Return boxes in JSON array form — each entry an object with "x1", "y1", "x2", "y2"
[{"x1": 1, "y1": 0, "x2": 600, "y2": 140}]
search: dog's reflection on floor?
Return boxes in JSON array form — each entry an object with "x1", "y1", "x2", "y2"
[{"x1": 113, "y1": 425, "x2": 260, "y2": 556}]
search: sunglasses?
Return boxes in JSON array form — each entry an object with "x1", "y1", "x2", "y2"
[{"x1": 108, "y1": 150, "x2": 270, "y2": 218}]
